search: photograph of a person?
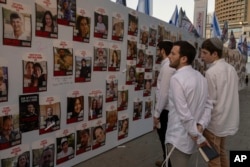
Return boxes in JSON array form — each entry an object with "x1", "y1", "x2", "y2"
[
  {"x1": 22, "y1": 60, "x2": 47, "y2": 93},
  {"x1": 88, "y1": 96, "x2": 103, "y2": 120},
  {"x1": 106, "y1": 79, "x2": 118, "y2": 102},
  {"x1": 56, "y1": 134, "x2": 75, "y2": 164},
  {"x1": 76, "y1": 128, "x2": 91, "y2": 155},
  {"x1": 39, "y1": 103, "x2": 60, "y2": 135},
  {"x1": 57, "y1": 0, "x2": 76, "y2": 26},
  {"x1": 145, "y1": 55, "x2": 153, "y2": 72},
  {"x1": 112, "y1": 17, "x2": 124, "y2": 41},
  {"x1": 108, "y1": 49, "x2": 121, "y2": 71},
  {"x1": 157, "y1": 25, "x2": 164, "y2": 43},
  {"x1": 94, "y1": 12, "x2": 108, "y2": 39},
  {"x1": 151, "y1": 69, "x2": 159, "y2": 87},
  {"x1": 144, "y1": 100, "x2": 152, "y2": 118},
  {"x1": 117, "y1": 90, "x2": 128, "y2": 111},
  {"x1": 35, "y1": 0, "x2": 58, "y2": 38},
  {"x1": 0, "y1": 0, "x2": 6, "y2": 4},
  {"x1": 3, "y1": 8, "x2": 32, "y2": 44},
  {"x1": 133, "y1": 101, "x2": 142, "y2": 121},
  {"x1": 143, "y1": 79, "x2": 152, "y2": 96},
  {"x1": 73, "y1": 15, "x2": 90, "y2": 43},
  {"x1": 127, "y1": 40, "x2": 137, "y2": 60},
  {"x1": 75, "y1": 56, "x2": 91, "y2": 82},
  {"x1": 106, "y1": 109, "x2": 118, "y2": 132},
  {"x1": 32, "y1": 144, "x2": 55, "y2": 167},
  {"x1": 0, "y1": 66, "x2": 8, "y2": 102},
  {"x1": 135, "y1": 71, "x2": 144, "y2": 91},
  {"x1": 139, "y1": 30, "x2": 149, "y2": 46},
  {"x1": 136, "y1": 49, "x2": 145, "y2": 68},
  {"x1": 0, "y1": 115, "x2": 21, "y2": 150},
  {"x1": 92, "y1": 124, "x2": 106, "y2": 150},
  {"x1": 67, "y1": 96, "x2": 84, "y2": 124},
  {"x1": 94, "y1": 47, "x2": 108, "y2": 71},
  {"x1": 118, "y1": 118, "x2": 128, "y2": 140},
  {"x1": 128, "y1": 14, "x2": 138, "y2": 36},
  {"x1": 126, "y1": 64, "x2": 136, "y2": 85},
  {"x1": 19, "y1": 94, "x2": 39, "y2": 132},
  {"x1": 149, "y1": 28, "x2": 157, "y2": 46},
  {"x1": 53, "y1": 47, "x2": 73, "y2": 76}
]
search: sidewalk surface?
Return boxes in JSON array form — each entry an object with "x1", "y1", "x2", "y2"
[{"x1": 74, "y1": 87, "x2": 250, "y2": 167}]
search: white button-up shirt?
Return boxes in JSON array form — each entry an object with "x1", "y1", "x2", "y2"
[
  {"x1": 154, "y1": 58, "x2": 175, "y2": 118},
  {"x1": 166, "y1": 65, "x2": 212, "y2": 154},
  {"x1": 205, "y1": 59, "x2": 239, "y2": 137}
]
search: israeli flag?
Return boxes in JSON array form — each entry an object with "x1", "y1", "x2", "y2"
[
  {"x1": 116, "y1": 0, "x2": 126, "y2": 6},
  {"x1": 212, "y1": 12, "x2": 221, "y2": 38},
  {"x1": 169, "y1": 5, "x2": 178, "y2": 26},
  {"x1": 137, "y1": 0, "x2": 151, "y2": 15}
]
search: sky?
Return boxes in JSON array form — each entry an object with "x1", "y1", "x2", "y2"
[{"x1": 111, "y1": 0, "x2": 215, "y2": 24}]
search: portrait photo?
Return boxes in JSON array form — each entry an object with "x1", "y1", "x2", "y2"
[
  {"x1": 149, "y1": 28, "x2": 157, "y2": 47},
  {"x1": 91, "y1": 124, "x2": 106, "y2": 150},
  {"x1": 56, "y1": 134, "x2": 75, "y2": 164},
  {"x1": 117, "y1": 90, "x2": 128, "y2": 111},
  {"x1": 0, "y1": 114, "x2": 21, "y2": 150},
  {"x1": 39, "y1": 103, "x2": 60, "y2": 135},
  {"x1": 106, "y1": 109, "x2": 118, "y2": 132},
  {"x1": 19, "y1": 94, "x2": 39, "y2": 133},
  {"x1": 73, "y1": 15, "x2": 91, "y2": 43},
  {"x1": 144, "y1": 100, "x2": 152, "y2": 119},
  {"x1": 67, "y1": 96, "x2": 84, "y2": 124},
  {"x1": 88, "y1": 96, "x2": 103, "y2": 120},
  {"x1": 57, "y1": 0, "x2": 76, "y2": 26},
  {"x1": 94, "y1": 12, "x2": 108, "y2": 39},
  {"x1": 112, "y1": 17, "x2": 124, "y2": 41},
  {"x1": 128, "y1": 14, "x2": 138, "y2": 36},
  {"x1": 35, "y1": 2, "x2": 58, "y2": 38},
  {"x1": 2, "y1": 8, "x2": 32, "y2": 47},
  {"x1": 126, "y1": 64, "x2": 136, "y2": 85},
  {"x1": 118, "y1": 118, "x2": 128, "y2": 140},
  {"x1": 127, "y1": 40, "x2": 137, "y2": 60},
  {"x1": 0, "y1": 66, "x2": 8, "y2": 102},
  {"x1": 2, "y1": 151, "x2": 30, "y2": 167},
  {"x1": 106, "y1": 79, "x2": 118, "y2": 102},
  {"x1": 108, "y1": 49, "x2": 121, "y2": 71},
  {"x1": 76, "y1": 128, "x2": 92, "y2": 155},
  {"x1": 53, "y1": 47, "x2": 73, "y2": 76},
  {"x1": 93, "y1": 47, "x2": 108, "y2": 71},
  {"x1": 75, "y1": 56, "x2": 92, "y2": 82},
  {"x1": 133, "y1": 101, "x2": 142, "y2": 121},
  {"x1": 32, "y1": 144, "x2": 55, "y2": 167}
]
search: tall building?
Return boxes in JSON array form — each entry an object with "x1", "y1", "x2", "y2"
[{"x1": 214, "y1": 0, "x2": 250, "y2": 39}]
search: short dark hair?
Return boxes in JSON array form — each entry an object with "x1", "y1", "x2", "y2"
[
  {"x1": 33, "y1": 63, "x2": 43, "y2": 73},
  {"x1": 10, "y1": 12, "x2": 21, "y2": 21},
  {"x1": 173, "y1": 41, "x2": 196, "y2": 65},
  {"x1": 157, "y1": 41, "x2": 173, "y2": 55}
]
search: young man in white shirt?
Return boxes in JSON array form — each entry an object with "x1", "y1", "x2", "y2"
[
  {"x1": 166, "y1": 41, "x2": 212, "y2": 167},
  {"x1": 153, "y1": 41, "x2": 175, "y2": 167},
  {"x1": 201, "y1": 37, "x2": 239, "y2": 167}
]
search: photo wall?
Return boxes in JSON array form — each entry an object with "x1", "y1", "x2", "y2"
[{"x1": 0, "y1": 0, "x2": 246, "y2": 167}]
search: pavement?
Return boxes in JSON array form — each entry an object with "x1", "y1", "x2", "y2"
[{"x1": 73, "y1": 86, "x2": 250, "y2": 167}]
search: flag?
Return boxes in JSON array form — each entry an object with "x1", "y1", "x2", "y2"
[
  {"x1": 211, "y1": 12, "x2": 221, "y2": 38},
  {"x1": 169, "y1": 5, "x2": 178, "y2": 26},
  {"x1": 238, "y1": 36, "x2": 250, "y2": 56},
  {"x1": 137, "y1": 0, "x2": 152, "y2": 16},
  {"x1": 221, "y1": 21, "x2": 228, "y2": 43},
  {"x1": 178, "y1": 8, "x2": 199, "y2": 37},
  {"x1": 238, "y1": 35, "x2": 243, "y2": 53},
  {"x1": 228, "y1": 30, "x2": 236, "y2": 49},
  {"x1": 116, "y1": 0, "x2": 126, "y2": 6}
]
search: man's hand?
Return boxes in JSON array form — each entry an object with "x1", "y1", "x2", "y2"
[{"x1": 153, "y1": 116, "x2": 160, "y2": 129}]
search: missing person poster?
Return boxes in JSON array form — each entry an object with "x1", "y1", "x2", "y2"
[
  {"x1": 106, "y1": 104, "x2": 117, "y2": 133},
  {"x1": 106, "y1": 75, "x2": 118, "y2": 102},
  {"x1": 91, "y1": 119, "x2": 106, "y2": 150},
  {"x1": 22, "y1": 53, "x2": 47, "y2": 93},
  {"x1": 19, "y1": 94, "x2": 39, "y2": 133},
  {"x1": 1, "y1": 144, "x2": 29, "y2": 167},
  {"x1": 75, "y1": 49, "x2": 92, "y2": 83},
  {"x1": 39, "y1": 95, "x2": 61, "y2": 135},
  {"x1": 88, "y1": 90, "x2": 103, "y2": 120},
  {"x1": 0, "y1": 58, "x2": 8, "y2": 102},
  {"x1": 0, "y1": 105, "x2": 21, "y2": 150},
  {"x1": 94, "y1": 8, "x2": 108, "y2": 39},
  {"x1": 76, "y1": 122, "x2": 92, "y2": 155},
  {"x1": 35, "y1": 0, "x2": 58, "y2": 38},
  {"x1": 32, "y1": 138, "x2": 55, "y2": 167},
  {"x1": 66, "y1": 90, "x2": 84, "y2": 124},
  {"x1": 2, "y1": 2, "x2": 32, "y2": 47},
  {"x1": 56, "y1": 127, "x2": 75, "y2": 165},
  {"x1": 57, "y1": 0, "x2": 76, "y2": 26}
]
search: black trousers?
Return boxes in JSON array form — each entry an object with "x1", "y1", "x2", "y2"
[{"x1": 157, "y1": 109, "x2": 171, "y2": 167}]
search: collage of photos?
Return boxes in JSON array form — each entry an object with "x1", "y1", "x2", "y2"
[{"x1": 1, "y1": 0, "x2": 248, "y2": 167}]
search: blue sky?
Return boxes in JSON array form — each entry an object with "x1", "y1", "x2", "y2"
[{"x1": 111, "y1": 0, "x2": 215, "y2": 23}]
